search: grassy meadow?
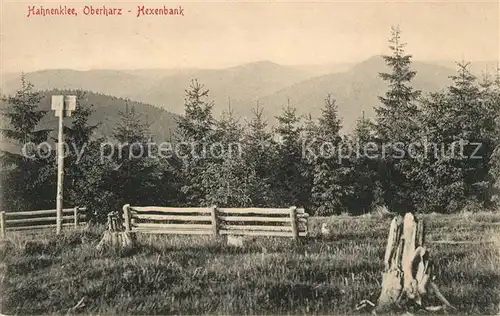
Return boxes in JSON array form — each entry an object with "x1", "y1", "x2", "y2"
[{"x1": 0, "y1": 212, "x2": 499, "y2": 315}]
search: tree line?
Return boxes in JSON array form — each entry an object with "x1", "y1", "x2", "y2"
[{"x1": 1, "y1": 27, "x2": 500, "y2": 220}]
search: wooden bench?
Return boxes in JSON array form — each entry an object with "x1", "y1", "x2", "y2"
[
  {"x1": 122, "y1": 204, "x2": 309, "y2": 239},
  {"x1": 0, "y1": 207, "x2": 87, "y2": 238}
]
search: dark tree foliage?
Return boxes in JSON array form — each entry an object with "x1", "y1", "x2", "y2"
[
  {"x1": 374, "y1": 25, "x2": 423, "y2": 214},
  {"x1": 59, "y1": 91, "x2": 116, "y2": 221},
  {"x1": 420, "y1": 63, "x2": 499, "y2": 212},
  {"x1": 273, "y1": 102, "x2": 309, "y2": 207},
  {"x1": 3, "y1": 28, "x2": 500, "y2": 216},
  {"x1": 342, "y1": 115, "x2": 383, "y2": 214},
  {"x1": 486, "y1": 66, "x2": 500, "y2": 206},
  {"x1": 310, "y1": 95, "x2": 350, "y2": 215},
  {"x1": 109, "y1": 103, "x2": 162, "y2": 208},
  {"x1": 176, "y1": 80, "x2": 217, "y2": 206},
  {"x1": 0, "y1": 75, "x2": 53, "y2": 211},
  {"x1": 176, "y1": 80, "x2": 215, "y2": 144},
  {"x1": 201, "y1": 107, "x2": 257, "y2": 207},
  {"x1": 242, "y1": 104, "x2": 277, "y2": 206}
]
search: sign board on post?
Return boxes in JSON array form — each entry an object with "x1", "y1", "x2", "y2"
[
  {"x1": 63, "y1": 96, "x2": 76, "y2": 117},
  {"x1": 52, "y1": 95, "x2": 76, "y2": 117},
  {"x1": 51, "y1": 95, "x2": 64, "y2": 110}
]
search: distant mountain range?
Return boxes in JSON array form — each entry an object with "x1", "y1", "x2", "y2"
[
  {"x1": 0, "y1": 90, "x2": 179, "y2": 153},
  {"x1": 1, "y1": 57, "x2": 498, "y2": 135},
  {"x1": 255, "y1": 56, "x2": 459, "y2": 131}
]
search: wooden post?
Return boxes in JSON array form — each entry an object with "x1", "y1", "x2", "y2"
[
  {"x1": 289, "y1": 206, "x2": 299, "y2": 240},
  {"x1": 52, "y1": 95, "x2": 75, "y2": 235},
  {"x1": 123, "y1": 204, "x2": 132, "y2": 232},
  {"x1": 56, "y1": 106, "x2": 64, "y2": 235},
  {"x1": 108, "y1": 212, "x2": 118, "y2": 231},
  {"x1": 74, "y1": 207, "x2": 79, "y2": 228},
  {"x1": 0, "y1": 211, "x2": 5, "y2": 239},
  {"x1": 211, "y1": 206, "x2": 219, "y2": 238}
]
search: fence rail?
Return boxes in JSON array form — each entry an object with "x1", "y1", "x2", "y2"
[
  {"x1": 122, "y1": 204, "x2": 309, "y2": 240},
  {"x1": 0, "y1": 207, "x2": 87, "y2": 238}
]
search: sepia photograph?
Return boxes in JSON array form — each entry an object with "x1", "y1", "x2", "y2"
[{"x1": 0, "y1": 0, "x2": 499, "y2": 314}]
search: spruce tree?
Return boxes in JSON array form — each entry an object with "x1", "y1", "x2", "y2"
[
  {"x1": 376, "y1": 26, "x2": 421, "y2": 143},
  {"x1": 242, "y1": 104, "x2": 276, "y2": 206},
  {"x1": 455, "y1": 65, "x2": 497, "y2": 209},
  {"x1": 176, "y1": 79, "x2": 216, "y2": 206},
  {"x1": 420, "y1": 63, "x2": 497, "y2": 212},
  {"x1": 375, "y1": 26, "x2": 422, "y2": 213},
  {"x1": 310, "y1": 95, "x2": 350, "y2": 215},
  {"x1": 346, "y1": 115, "x2": 382, "y2": 213},
  {"x1": 201, "y1": 107, "x2": 252, "y2": 207},
  {"x1": 111, "y1": 103, "x2": 160, "y2": 207},
  {"x1": 176, "y1": 80, "x2": 215, "y2": 144},
  {"x1": 274, "y1": 102, "x2": 308, "y2": 207},
  {"x1": 317, "y1": 94, "x2": 342, "y2": 143},
  {"x1": 0, "y1": 75, "x2": 53, "y2": 211}
]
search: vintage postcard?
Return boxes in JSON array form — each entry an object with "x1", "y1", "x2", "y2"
[{"x1": 0, "y1": 0, "x2": 499, "y2": 314}]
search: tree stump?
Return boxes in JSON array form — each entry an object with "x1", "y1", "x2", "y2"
[
  {"x1": 357, "y1": 212, "x2": 455, "y2": 314},
  {"x1": 96, "y1": 211, "x2": 136, "y2": 251}
]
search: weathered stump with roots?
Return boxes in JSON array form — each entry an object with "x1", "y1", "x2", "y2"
[
  {"x1": 96, "y1": 211, "x2": 136, "y2": 251},
  {"x1": 357, "y1": 212, "x2": 456, "y2": 314}
]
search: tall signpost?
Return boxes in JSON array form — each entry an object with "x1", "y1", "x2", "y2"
[{"x1": 51, "y1": 95, "x2": 76, "y2": 234}]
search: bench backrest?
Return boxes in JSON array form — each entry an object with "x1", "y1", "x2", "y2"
[
  {"x1": 0, "y1": 207, "x2": 87, "y2": 238},
  {"x1": 122, "y1": 205, "x2": 308, "y2": 238}
]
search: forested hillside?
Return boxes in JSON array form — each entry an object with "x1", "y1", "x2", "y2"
[
  {"x1": 0, "y1": 89, "x2": 179, "y2": 153},
  {"x1": 4, "y1": 57, "x2": 497, "y2": 133},
  {"x1": 1, "y1": 27, "x2": 499, "y2": 219}
]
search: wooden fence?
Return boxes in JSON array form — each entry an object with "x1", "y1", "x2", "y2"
[
  {"x1": 0, "y1": 207, "x2": 87, "y2": 238},
  {"x1": 122, "y1": 204, "x2": 309, "y2": 239}
]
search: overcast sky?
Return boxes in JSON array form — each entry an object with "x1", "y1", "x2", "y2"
[{"x1": 1, "y1": 0, "x2": 498, "y2": 73}]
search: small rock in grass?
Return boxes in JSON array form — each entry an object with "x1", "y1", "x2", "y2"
[{"x1": 227, "y1": 235, "x2": 244, "y2": 247}]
